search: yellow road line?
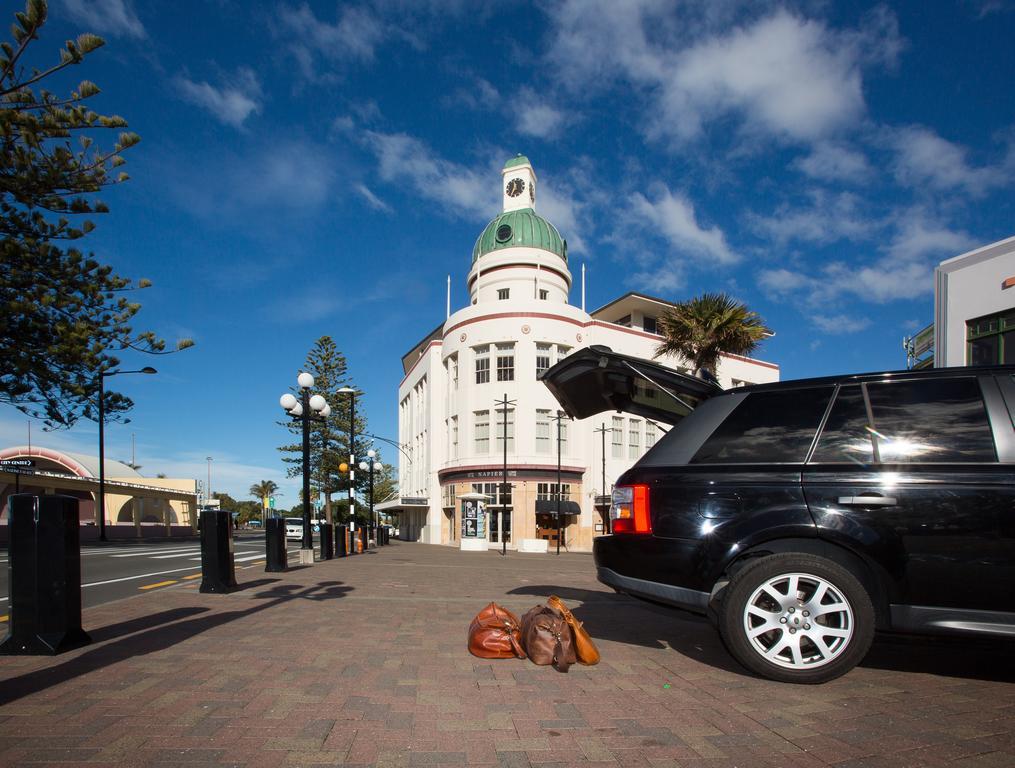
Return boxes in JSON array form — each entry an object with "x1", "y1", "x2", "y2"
[
  {"x1": 139, "y1": 580, "x2": 177, "y2": 590},
  {"x1": 0, "y1": 615, "x2": 7, "y2": 622},
  {"x1": 182, "y1": 573, "x2": 201, "y2": 580}
]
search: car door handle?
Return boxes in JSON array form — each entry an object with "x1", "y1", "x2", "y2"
[{"x1": 838, "y1": 496, "x2": 897, "y2": 507}]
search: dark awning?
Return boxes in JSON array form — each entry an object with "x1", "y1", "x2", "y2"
[{"x1": 535, "y1": 500, "x2": 582, "y2": 516}]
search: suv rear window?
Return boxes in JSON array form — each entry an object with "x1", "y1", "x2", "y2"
[
  {"x1": 690, "y1": 387, "x2": 833, "y2": 464},
  {"x1": 811, "y1": 378, "x2": 996, "y2": 463}
]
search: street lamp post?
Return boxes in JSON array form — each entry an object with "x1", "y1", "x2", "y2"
[
  {"x1": 358, "y1": 449, "x2": 383, "y2": 540},
  {"x1": 279, "y1": 373, "x2": 331, "y2": 562},
  {"x1": 97, "y1": 367, "x2": 157, "y2": 542},
  {"x1": 495, "y1": 393, "x2": 515, "y2": 556},
  {"x1": 336, "y1": 386, "x2": 357, "y2": 536}
]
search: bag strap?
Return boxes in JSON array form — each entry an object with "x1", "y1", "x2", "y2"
[{"x1": 551, "y1": 629, "x2": 572, "y2": 673}]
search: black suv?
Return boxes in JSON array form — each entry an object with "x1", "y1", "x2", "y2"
[{"x1": 543, "y1": 346, "x2": 1015, "y2": 683}]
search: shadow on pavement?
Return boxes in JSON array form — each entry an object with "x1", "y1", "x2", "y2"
[
  {"x1": 87, "y1": 607, "x2": 209, "y2": 644},
  {"x1": 863, "y1": 633, "x2": 1015, "y2": 682},
  {"x1": 510, "y1": 583, "x2": 1015, "y2": 683},
  {"x1": 232, "y1": 578, "x2": 280, "y2": 592},
  {"x1": 0, "y1": 580, "x2": 354, "y2": 706}
]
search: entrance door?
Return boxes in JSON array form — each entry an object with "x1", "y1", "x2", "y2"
[{"x1": 487, "y1": 509, "x2": 512, "y2": 544}]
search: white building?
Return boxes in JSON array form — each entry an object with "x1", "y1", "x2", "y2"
[
  {"x1": 385, "y1": 156, "x2": 779, "y2": 552},
  {"x1": 933, "y1": 235, "x2": 1015, "y2": 367}
]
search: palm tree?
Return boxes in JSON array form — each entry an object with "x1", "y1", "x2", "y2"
[
  {"x1": 655, "y1": 292, "x2": 770, "y2": 378},
  {"x1": 249, "y1": 480, "x2": 280, "y2": 504}
]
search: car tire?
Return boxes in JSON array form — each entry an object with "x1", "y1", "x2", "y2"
[{"x1": 717, "y1": 553, "x2": 875, "y2": 684}]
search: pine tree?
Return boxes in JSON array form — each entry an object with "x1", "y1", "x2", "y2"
[
  {"x1": 277, "y1": 336, "x2": 367, "y2": 525},
  {"x1": 0, "y1": 0, "x2": 192, "y2": 427}
]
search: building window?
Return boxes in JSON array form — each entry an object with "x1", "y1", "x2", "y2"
[
  {"x1": 537, "y1": 483, "x2": 571, "y2": 501},
  {"x1": 539, "y1": 289, "x2": 549, "y2": 300},
  {"x1": 449, "y1": 354, "x2": 458, "y2": 391},
  {"x1": 494, "y1": 408, "x2": 515, "y2": 453},
  {"x1": 536, "y1": 343, "x2": 552, "y2": 378},
  {"x1": 643, "y1": 316, "x2": 658, "y2": 334},
  {"x1": 450, "y1": 416, "x2": 458, "y2": 459},
  {"x1": 442, "y1": 484, "x2": 456, "y2": 509},
  {"x1": 731, "y1": 379, "x2": 748, "y2": 388},
  {"x1": 557, "y1": 416, "x2": 568, "y2": 454},
  {"x1": 556, "y1": 345, "x2": 571, "y2": 363},
  {"x1": 646, "y1": 421, "x2": 657, "y2": 450},
  {"x1": 629, "y1": 419, "x2": 640, "y2": 459},
  {"x1": 615, "y1": 314, "x2": 632, "y2": 328},
  {"x1": 498, "y1": 288, "x2": 510, "y2": 301},
  {"x1": 535, "y1": 409, "x2": 551, "y2": 453},
  {"x1": 496, "y1": 343, "x2": 514, "y2": 381},
  {"x1": 612, "y1": 416, "x2": 624, "y2": 458},
  {"x1": 474, "y1": 410, "x2": 489, "y2": 454},
  {"x1": 967, "y1": 311, "x2": 1015, "y2": 365},
  {"x1": 474, "y1": 345, "x2": 490, "y2": 384}
]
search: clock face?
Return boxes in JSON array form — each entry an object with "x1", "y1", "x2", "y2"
[{"x1": 506, "y1": 178, "x2": 525, "y2": 197}]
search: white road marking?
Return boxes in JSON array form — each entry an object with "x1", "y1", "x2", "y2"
[
  {"x1": 111, "y1": 547, "x2": 202, "y2": 558},
  {"x1": 149, "y1": 550, "x2": 202, "y2": 559}
]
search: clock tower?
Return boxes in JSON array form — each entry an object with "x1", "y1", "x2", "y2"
[{"x1": 501, "y1": 154, "x2": 537, "y2": 213}]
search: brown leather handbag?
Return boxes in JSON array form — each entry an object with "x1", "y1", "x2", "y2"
[
  {"x1": 468, "y1": 603, "x2": 526, "y2": 659},
  {"x1": 521, "y1": 604, "x2": 577, "y2": 673},
  {"x1": 548, "y1": 595, "x2": 600, "y2": 666}
]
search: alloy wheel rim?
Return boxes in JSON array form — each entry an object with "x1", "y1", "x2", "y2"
[{"x1": 742, "y1": 571, "x2": 854, "y2": 670}]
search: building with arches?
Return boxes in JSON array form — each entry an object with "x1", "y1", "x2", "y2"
[
  {"x1": 0, "y1": 444, "x2": 198, "y2": 541},
  {"x1": 384, "y1": 155, "x2": 780, "y2": 552}
]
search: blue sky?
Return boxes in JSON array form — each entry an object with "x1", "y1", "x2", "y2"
[{"x1": 3, "y1": 0, "x2": 1014, "y2": 503}]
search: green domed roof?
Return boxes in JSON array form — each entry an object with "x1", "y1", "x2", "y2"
[
  {"x1": 504, "y1": 154, "x2": 530, "y2": 169},
  {"x1": 472, "y1": 208, "x2": 567, "y2": 264}
]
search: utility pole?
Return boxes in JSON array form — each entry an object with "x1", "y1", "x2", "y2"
[{"x1": 593, "y1": 422, "x2": 611, "y2": 532}]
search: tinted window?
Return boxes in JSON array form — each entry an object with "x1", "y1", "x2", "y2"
[
  {"x1": 865, "y1": 378, "x2": 995, "y2": 462},
  {"x1": 690, "y1": 387, "x2": 833, "y2": 464},
  {"x1": 811, "y1": 385, "x2": 875, "y2": 464}
]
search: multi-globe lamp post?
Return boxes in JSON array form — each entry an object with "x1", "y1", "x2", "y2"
[
  {"x1": 359, "y1": 450, "x2": 383, "y2": 539},
  {"x1": 279, "y1": 372, "x2": 331, "y2": 563}
]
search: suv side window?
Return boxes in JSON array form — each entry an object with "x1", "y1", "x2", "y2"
[
  {"x1": 865, "y1": 377, "x2": 996, "y2": 462},
  {"x1": 810, "y1": 385, "x2": 874, "y2": 464},
  {"x1": 690, "y1": 387, "x2": 833, "y2": 464}
]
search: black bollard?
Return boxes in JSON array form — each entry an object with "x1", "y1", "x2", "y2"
[
  {"x1": 265, "y1": 518, "x2": 287, "y2": 572},
  {"x1": 199, "y1": 509, "x2": 237, "y2": 593},
  {"x1": 320, "y1": 522, "x2": 333, "y2": 560},
  {"x1": 1, "y1": 494, "x2": 91, "y2": 655},
  {"x1": 335, "y1": 524, "x2": 347, "y2": 557}
]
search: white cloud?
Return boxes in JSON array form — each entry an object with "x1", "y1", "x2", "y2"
[
  {"x1": 890, "y1": 125, "x2": 1007, "y2": 195},
  {"x1": 278, "y1": 3, "x2": 386, "y2": 80},
  {"x1": 355, "y1": 183, "x2": 392, "y2": 213},
  {"x1": 516, "y1": 88, "x2": 567, "y2": 139},
  {"x1": 546, "y1": 4, "x2": 901, "y2": 146},
  {"x1": 794, "y1": 142, "x2": 873, "y2": 183},
  {"x1": 813, "y1": 314, "x2": 872, "y2": 334},
  {"x1": 63, "y1": 0, "x2": 145, "y2": 38},
  {"x1": 629, "y1": 187, "x2": 737, "y2": 264},
  {"x1": 751, "y1": 190, "x2": 877, "y2": 245},
  {"x1": 175, "y1": 69, "x2": 262, "y2": 128},
  {"x1": 757, "y1": 211, "x2": 976, "y2": 305},
  {"x1": 363, "y1": 130, "x2": 497, "y2": 220}
]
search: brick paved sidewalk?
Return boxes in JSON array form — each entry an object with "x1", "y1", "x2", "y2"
[{"x1": 0, "y1": 542, "x2": 1013, "y2": 767}]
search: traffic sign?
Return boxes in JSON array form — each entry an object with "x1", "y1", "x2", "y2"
[{"x1": 0, "y1": 458, "x2": 35, "y2": 467}]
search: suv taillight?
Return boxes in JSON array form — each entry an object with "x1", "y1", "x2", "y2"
[{"x1": 610, "y1": 484, "x2": 651, "y2": 534}]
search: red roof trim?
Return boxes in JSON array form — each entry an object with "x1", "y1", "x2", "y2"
[{"x1": 468, "y1": 262, "x2": 571, "y2": 287}]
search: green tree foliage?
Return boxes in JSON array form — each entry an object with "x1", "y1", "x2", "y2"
[
  {"x1": 655, "y1": 292, "x2": 770, "y2": 377},
  {"x1": 212, "y1": 492, "x2": 260, "y2": 525},
  {"x1": 0, "y1": 0, "x2": 191, "y2": 428}
]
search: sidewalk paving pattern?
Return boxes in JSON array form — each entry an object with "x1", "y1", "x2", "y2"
[{"x1": 0, "y1": 543, "x2": 1013, "y2": 767}]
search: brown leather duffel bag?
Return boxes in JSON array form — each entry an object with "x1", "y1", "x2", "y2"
[
  {"x1": 468, "y1": 602, "x2": 526, "y2": 659},
  {"x1": 547, "y1": 595, "x2": 600, "y2": 665},
  {"x1": 521, "y1": 604, "x2": 577, "y2": 673}
]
